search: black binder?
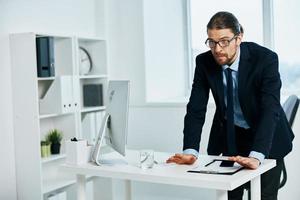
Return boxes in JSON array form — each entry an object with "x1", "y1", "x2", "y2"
[{"x1": 36, "y1": 37, "x2": 55, "y2": 77}]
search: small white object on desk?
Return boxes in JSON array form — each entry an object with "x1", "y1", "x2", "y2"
[{"x1": 66, "y1": 139, "x2": 92, "y2": 165}]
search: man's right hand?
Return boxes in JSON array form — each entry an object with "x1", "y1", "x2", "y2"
[{"x1": 166, "y1": 153, "x2": 197, "y2": 165}]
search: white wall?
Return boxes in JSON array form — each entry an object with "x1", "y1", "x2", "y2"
[
  {"x1": 0, "y1": 0, "x2": 98, "y2": 199},
  {"x1": 0, "y1": 4, "x2": 16, "y2": 200},
  {"x1": 105, "y1": 0, "x2": 146, "y2": 106},
  {"x1": 0, "y1": 33, "x2": 17, "y2": 200}
]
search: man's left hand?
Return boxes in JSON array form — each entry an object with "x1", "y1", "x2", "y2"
[{"x1": 228, "y1": 156, "x2": 260, "y2": 169}]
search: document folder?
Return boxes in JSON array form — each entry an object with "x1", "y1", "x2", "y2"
[{"x1": 187, "y1": 159, "x2": 244, "y2": 175}]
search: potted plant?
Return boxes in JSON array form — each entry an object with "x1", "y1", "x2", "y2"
[{"x1": 46, "y1": 129, "x2": 63, "y2": 154}]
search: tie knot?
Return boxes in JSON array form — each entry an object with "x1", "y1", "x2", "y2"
[
  {"x1": 226, "y1": 67, "x2": 233, "y2": 73},
  {"x1": 226, "y1": 68, "x2": 233, "y2": 79}
]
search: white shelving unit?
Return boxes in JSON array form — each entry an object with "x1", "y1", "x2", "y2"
[
  {"x1": 79, "y1": 74, "x2": 108, "y2": 79},
  {"x1": 42, "y1": 154, "x2": 67, "y2": 164},
  {"x1": 38, "y1": 77, "x2": 56, "y2": 81},
  {"x1": 80, "y1": 106, "x2": 106, "y2": 113},
  {"x1": 10, "y1": 32, "x2": 108, "y2": 200}
]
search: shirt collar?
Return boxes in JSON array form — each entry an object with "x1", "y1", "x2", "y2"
[{"x1": 222, "y1": 47, "x2": 240, "y2": 72}]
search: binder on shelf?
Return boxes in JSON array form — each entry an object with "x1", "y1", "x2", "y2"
[
  {"x1": 36, "y1": 37, "x2": 55, "y2": 77},
  {"x1": 81, "y1": 112, "x2": 104, "y2": 145},
  {"x1": 39, "y1": 76, "x2": 78, "y2": 114}
]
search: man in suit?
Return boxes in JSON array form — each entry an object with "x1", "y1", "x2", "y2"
[{"x1": 167, "y1": 11, "x2": 294, "y2": 200}]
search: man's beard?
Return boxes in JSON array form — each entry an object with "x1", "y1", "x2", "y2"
[{"x1": 213, "y1": 50, "x2": 237, "y2": 65}]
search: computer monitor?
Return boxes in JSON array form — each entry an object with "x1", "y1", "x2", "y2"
[{"x1": 91, "y1": 80, "x2": 130, "y2": 165}]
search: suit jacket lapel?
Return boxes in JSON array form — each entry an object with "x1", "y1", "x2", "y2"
[
  {"x1": 238, "y1": 43, "x2": 251, "y2": 122},
  {"x1": 208, "y1": 55, "x2": 225, "y2": 116},
  {"x1": 215, "y1": 66, "x2": 225, "y2": 114}
]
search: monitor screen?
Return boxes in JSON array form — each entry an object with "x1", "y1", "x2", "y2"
[{"x1": 91, "y1": 80, "x2": 130, "y2": 165}]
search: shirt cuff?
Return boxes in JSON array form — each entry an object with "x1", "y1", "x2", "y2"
[
  {"x1": 183, "y1": 149, "x2": 199, "y2": 158},
  {"x1": 249, "y1": 151, "x2": 265, "y2": 164}
]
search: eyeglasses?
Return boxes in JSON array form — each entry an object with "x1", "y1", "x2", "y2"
[{"x1": 205, "y1": 35, "x2": 237, "y2": 49}]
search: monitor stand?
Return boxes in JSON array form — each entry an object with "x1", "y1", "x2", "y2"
[
  {"x1": 91, "y1": 113, "x2": 128, "y2": 166},
  {"x1": 91, "y1": 113, "x2": 110, "y2": 166}
]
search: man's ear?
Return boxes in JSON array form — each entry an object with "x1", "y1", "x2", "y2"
[{"x1": 236, "y1": 33, "x2": 243, "y2": 45}]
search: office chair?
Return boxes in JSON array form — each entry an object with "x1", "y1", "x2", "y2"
[
  {"x1": 279, "y1": 95, "x2": 299, "y2": 189},
  {"x1": 246, "y1": 95, "x2": 299, "y2": 199}
]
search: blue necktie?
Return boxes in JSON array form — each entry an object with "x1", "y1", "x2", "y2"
[{"x1": 226, "y1": 68, "x2": 237, "y2": 155}]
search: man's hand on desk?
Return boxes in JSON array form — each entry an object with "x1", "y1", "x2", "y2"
[
  {"x1": 166, "y1": 154, "x2": 197, "y2": 165},
  {"x1": 228, "y1": 156, "x2": 260, "y2": 169}
]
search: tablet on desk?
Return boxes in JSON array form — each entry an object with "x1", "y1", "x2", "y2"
[{"x1": 187, "y1": 159, "x2": 244, "y2": 175}]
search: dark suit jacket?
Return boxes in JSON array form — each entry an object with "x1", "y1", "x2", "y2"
[{"x1": 183, "y1": 42, "x2": 294, "y2": 159}]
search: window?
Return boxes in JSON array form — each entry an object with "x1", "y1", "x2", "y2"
[
  {"x1": 274, "y1": 0, "x2": 300, "y2": 96},
  {"x1": 189, "y1": 0, "x2": 263, "y2": 88},
  {"x1": 144, "y1": 0, "x2": 189, "y2": 103}
]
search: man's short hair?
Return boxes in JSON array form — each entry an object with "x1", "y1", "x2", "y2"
[{"x1": 207, "y1": 11, "x2": 243, "y2": 35}]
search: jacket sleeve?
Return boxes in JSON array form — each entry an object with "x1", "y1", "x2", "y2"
[
  {"x1": 252, "y1": 52, "x2": 282, "y2": 157},
  {"x1": 183, "y1": 55, "x2": 210, "y2": 152}
]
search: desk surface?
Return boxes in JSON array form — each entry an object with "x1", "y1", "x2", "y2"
[{"x1": 62, "y1": 150, "x2": 276, "y2": 191}]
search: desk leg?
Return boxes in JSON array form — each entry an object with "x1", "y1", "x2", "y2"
[
  {"x1": 250, "y1": 175, "x2": 261, "y2": 200},
  {"x1": 216, "y1": 190, "x2": 228, "y2": 200},
  {"x1": 124, "y1": 180, "x2": 132, "y2": 200},
  {"x1": 77, "y1": 174, "x2": 86, "y2": 200}
]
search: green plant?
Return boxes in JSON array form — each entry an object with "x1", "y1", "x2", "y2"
[{"x1": 46, "y1": 129, "x2": 63, "y2": 144}]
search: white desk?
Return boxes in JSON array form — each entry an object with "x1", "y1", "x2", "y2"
[{"x1": 62, "y1": 150, "x2": 276, "y2": 200}]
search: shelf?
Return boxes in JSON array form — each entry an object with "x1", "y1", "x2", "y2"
[
  {"x1": 79, "y1": 74, "x2": 108, "y2": 79},
  {"x1": 38, "y1": 77, "x2": 55, "y2": 81},
  {"x1": 43, "y1": 175, "x2": 94, "y2": 195},
  {"x1": 43, "y1": 177, "x2": 75, "y2": 195},
  {"x1": 39, "y1": 113, "x2": 60, "y2": 119},
  {"x1": 36, "y1": 33, "x2": 73, "y2": 39},
  {"x1": 77, "y1": 36, "x2": 105, "y2": 42},
  {"x1": 42, "y1": 154, "x2": 66, "y2": 164},
  {"x1": 81, "y1": 106, "x2": 106, "y2": 113},
  {"x1": 39, "y1": 112, "x2": 72, "y2": 119}
]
